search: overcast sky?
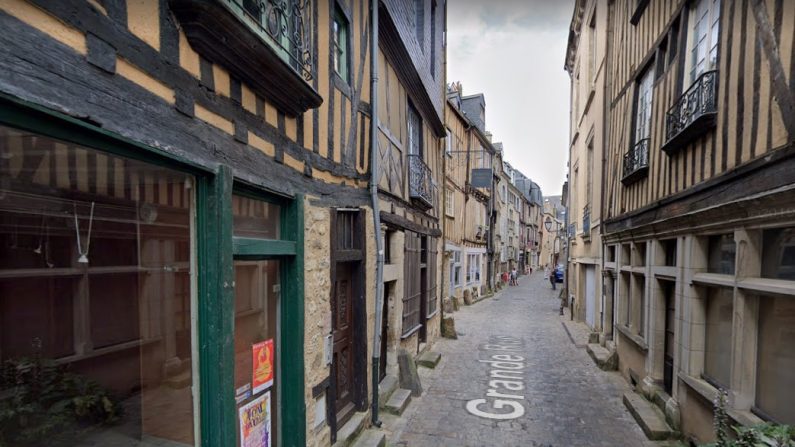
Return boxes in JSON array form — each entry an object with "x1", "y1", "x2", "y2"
[{"x1": 446, "y1": 0, "x2": 574, "y2": 197}]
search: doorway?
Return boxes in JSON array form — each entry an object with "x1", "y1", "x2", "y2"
[
  {"x1": 332, "y1": 262, "x2": 356, "y2": 427},
  {"x1": 662, "y1": 281, "x2": 675, "y2": 395},
  {"x1": 585, "y1": 265, "x2": 596, "y2": 328}
]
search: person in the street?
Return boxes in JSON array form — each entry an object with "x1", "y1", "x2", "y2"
[
  {"x1": 511, "y1": 267, "x2": 518, "y2": 286},
  {"x1": 543, "y1": 265, "x2": 550, "y2": 280},
  {"x1": 550, "y1": 267, "x2": 556, "y2": 290}
]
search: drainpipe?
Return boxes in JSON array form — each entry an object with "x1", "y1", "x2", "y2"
[{"x1": 369, "y1": 0, "x2": 383, "y2": 428}]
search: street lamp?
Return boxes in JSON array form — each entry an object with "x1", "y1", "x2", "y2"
[{"x1": 544, "y1": 216, "x2": 553, "y2": 232}]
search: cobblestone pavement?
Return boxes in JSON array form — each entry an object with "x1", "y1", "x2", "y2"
[{"x1": 384, "y1": 273, "x2": 655, "y2": 447}]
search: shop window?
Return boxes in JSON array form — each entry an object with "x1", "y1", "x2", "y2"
[
  {"x1": 233, "y1": 260, "x2": 280, "y2": 445},
  {"x1": 233, "y1": 194, "x2": 281, "y2": 239},
  {"x1": 755, "y1": 294, "x2": 795, "y2": 424},
  {"x1": 707, "y1": 233, "x2": 735, "y2": 274},
  {"x1": 761, "y1": 226, "x2": 795, "y2": 281},
  {"x1": 0, "y1": 125, "x2": 196, "y2": 446},
  {"x1": 703, "y1": 287, "x2": 733, "y2": 388},
  {"x1": 449, "y1": 249, "x2": 461, "y2": 290}
]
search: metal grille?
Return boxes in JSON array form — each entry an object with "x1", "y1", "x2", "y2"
[
  {"x1": 402, "y1": 231, "x2": 422, "y2": 335},
  {"x1": 664, "y1": 70, "x2": 718, "y2": 144}
]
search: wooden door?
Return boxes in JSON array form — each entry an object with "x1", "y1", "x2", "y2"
[{"x1": 332, "y1": 262, "x2": 355, "y2": 427}]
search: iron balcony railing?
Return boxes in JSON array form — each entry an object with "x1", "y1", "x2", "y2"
[
  {"x1": 663, "y1": 70, "x2": 718, "y2": 153},
  {"x1": 622, "y1": 138, "x2": 650, "y2": 185},
  {"x1": 224, "y1": 0, "x2": 314, "y2": 81},
  {"x1": 582, "y1": 204, "x2": 591, "y2": 236},
  {"x1": 408, "y1": 154, "x2": 436, "y2": 209}
]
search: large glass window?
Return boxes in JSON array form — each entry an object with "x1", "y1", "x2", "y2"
[
  {"x1": 688, "y1": 0, "x2": 720, "y2": 84},
  {"x1": 232, "y1": 195, "x2": 282, "y2": 447},
  {"x1": 0, "y1": 125, "x2": 196, "y2": 445},
  {"x1": 755, "y1": 294, "x2": 795, "y2": 424},
  {"x1": 761, "y1": 226, "x2": 795, "y2": 280},
  {"x1": 703, "y1": 287, "x2": 733, "y2": 388},
  {"x1": 708, "y1": 233, "x2": 735, "y2": 275},
  {"x1": 634, "y1": 67, "x2": 654, "y2": 145},
  {"x1": 332, "y1": 5, "x2": 349, "y2": 83}
]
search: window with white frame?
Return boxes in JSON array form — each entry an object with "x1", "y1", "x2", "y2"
[
  {"x1": 466, "y1": 253, "x2": 481, "y2": 285},
  {"x1": 445, "y1": 187, "x2": 454, "y2": 217},
  {"x1": 634, "y1": 67, "x2": 654, "y2": 145},
  {"x1": 686, "y1": 0, "x2": 720, "y2": 86},
  {"x1": 449, "y1": 250, "x2": 462, "y2": 290}
]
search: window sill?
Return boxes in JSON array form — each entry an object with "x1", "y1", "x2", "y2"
[
  {"x1": 426, "y1": 309, "x2": 439, "y2": 320},
  {"x1": 616, "y1": 324, "x2": 648, "y2": 352},
  {"x1": 679, "y1": 373, "x2": 765, "y2": 428},
  {"x1": 400, "y1": 324, "x2": 422, "y2": 340},
  {"x1": 692, "y1": 272, "x2": 734, "y2": 288}
]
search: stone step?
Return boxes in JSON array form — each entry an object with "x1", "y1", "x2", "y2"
[
  {"x1": 586, "y1": 343, "x2": 617, "y2": 371},
  {"x1": 351, "y1": 429, "x2": 386, "y2": 447},
  {"x1": 383, "y1": 388, "x2": 412, "y2": 415},
  {"x1": 332, "y1": 412, "x2": 367, "y2": 447},
  {"x1": 378, "y1": 374, "x2": 399, "y2": 406},
  {"x1": 623, "y1": 392, "x2": 674, "y2": 441},
  {"x1": 416, "y1": 350, "x2": 441, "y2": 369}
]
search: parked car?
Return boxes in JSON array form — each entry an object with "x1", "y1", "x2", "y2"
[{"x1": 554, "y1": 264, "x2": 564, "y2": 283}]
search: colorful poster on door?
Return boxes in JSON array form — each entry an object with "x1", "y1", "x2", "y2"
[
  {"x1": 239, "y1": 392, "x2": 271, "y2": 447},
  {"x1": 252, "y1": 339, "x2": 274, "y2": 394}
]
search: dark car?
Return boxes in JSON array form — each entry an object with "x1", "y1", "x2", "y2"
[{"x1": 554, "y1": 264, "x2": 564, "y2": 283}]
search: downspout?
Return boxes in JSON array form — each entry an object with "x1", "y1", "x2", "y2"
[{"x1": 369, "y1": 0, "x2": 383, "y2": 428}]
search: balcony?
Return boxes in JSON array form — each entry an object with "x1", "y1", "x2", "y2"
[
  {"x1": 662, "y1": 70, "x2": 718, "y2": 154},
  {"x1": 169, "y1": 0, "x2": 322, "y2": 116},
  {"x1": 408, "y1": 154, "x2": 436, "y2": 209},
  {"x1": 622, "y1": 138, "x2": 650, "y2": 185},
  {"x1": 582, "y1": 204, "x2": 591, "y2": 237}
]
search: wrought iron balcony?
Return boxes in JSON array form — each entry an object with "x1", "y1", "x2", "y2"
[
  {"x1": 169, "y1": 0, "x2": 321, "y2": 116},
  {"x1": 228, "y1": 0, "x2": 313, "y2": 81},
  {"x1": 622, "y1": 138, "x2": 650, "y2": 185},
  {"x1": 582, "y1": 204, "x2": 591, "y2": 237},
  {"x1": 408, "y1": 154, "x2": 436, "y2": 209},
  {"x1": 662, "y1": 70, "x2": 718, "y2": 154}
]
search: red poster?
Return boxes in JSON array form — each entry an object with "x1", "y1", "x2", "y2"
[{"x1": 252, "y1": 339, "x2": 274, "y2": 394}]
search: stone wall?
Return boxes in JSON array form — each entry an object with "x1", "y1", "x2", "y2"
[{"x1": 303, "y1": 199, "x2": 332, "y2": 446}]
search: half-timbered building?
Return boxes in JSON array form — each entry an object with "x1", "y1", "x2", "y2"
[
  {"x1": 0, "y1": 0, "x2": 445, "y2": 445},
  {"x1": 442, "y1": 83, "x2": 493, "y2": 307},
  {"x1": 569, "y1": 0, "x2": 795, "y2": 442}
]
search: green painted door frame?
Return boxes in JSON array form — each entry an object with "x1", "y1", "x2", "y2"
[{"x1": 0, "y1": 94, "x2": 306, "y2": 447}]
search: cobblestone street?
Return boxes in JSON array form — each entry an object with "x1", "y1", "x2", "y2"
[{"x1": 385, "y1": 273, "x2": 655, "y2": 447}]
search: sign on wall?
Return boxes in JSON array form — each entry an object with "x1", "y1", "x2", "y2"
[
  {"x1": 252, "y1": 339, "x2": 275, "y2": 394},
  {"x1": 471, "y1": 168, "x2": 493, "y2": 188}
]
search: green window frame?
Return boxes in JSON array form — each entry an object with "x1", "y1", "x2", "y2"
[
  {"x1": 0, "y1": 92, "x2": 306, "y2": 447},
  {"x1": 332, "y1": 5, "x2": 350, "y2": 83}
]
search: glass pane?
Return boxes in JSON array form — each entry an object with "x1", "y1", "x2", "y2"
[
  {"x1": 708, "y1": 233, "x2": 735, "y2": 274},
  {"x1": 756, "y1": 294, "x2": 795, "y2": 424},
  {"x1": 0, "y1": 125, "x2": 196, "y2": 446},
  {"x1": 233, "y1": 194, "x2": 281, "y2": 239},
  {"x1": 704, "y1": 287, "x2": 732, "y2": 387},
  {"x1": 761, "y1": 227, "x2": 795, "y2": 280},
  {"x1": 234, "y1": 260, "x2": 280, "y2": 447}
]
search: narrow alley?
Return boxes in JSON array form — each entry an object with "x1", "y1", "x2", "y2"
[{"x1": 387, "y1": 274, "x2": 654, "y2": 447}]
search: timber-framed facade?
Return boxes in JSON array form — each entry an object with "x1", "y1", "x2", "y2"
[
  {"x1": 566, "y1": 0, "x2": 795, "y2": 443},
  {"x1": 0, "y1": 0, "x2": 445, "y2": 446}
]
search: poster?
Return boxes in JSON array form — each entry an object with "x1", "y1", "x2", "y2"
[
  {"x1": 239, "y1": 392, "x2": 271, "y2": 447},
  {"x1": 252, "y1": 339, "x2": 274, "y2": 394}
]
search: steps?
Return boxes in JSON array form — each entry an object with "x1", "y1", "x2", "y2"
[
  {"x1": 351, "y1": 429, "x2": 386, "y2": 447},
  {"x1": 416, "y1": 350, "x2": 441, "y2": 369},
  {"x1": 586, "y1": 343, "x2": 617, "y2": 371},
  {"x1": 623, "y1": 392, "x2": 674, "y2": 441},
  {"x1": 378, "y1": 374, "x2": 399, "y2": 405},
  {"x1": 332, "y1": 412, "x2": 367, "y2": 447},
  {"x1": 383, "y1": 388, "x2": 412, "y2": 415}
]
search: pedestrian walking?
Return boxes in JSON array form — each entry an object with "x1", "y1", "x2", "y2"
[
  {"x1": 549, "y1": 267, "x2": 556, "y2": 290},
  {"x1": 510, "y1": 268, "x2": 518, "y2": 286},
  {"x1": 543, "y1": 265, "x2": 550, "y2": 280}
]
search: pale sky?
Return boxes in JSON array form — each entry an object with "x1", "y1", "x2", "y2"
[{"x1": 446, "y1": 0, "x2": 574, "y2": 197}]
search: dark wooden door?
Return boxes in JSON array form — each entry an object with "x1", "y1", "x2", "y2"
[
  {"x1": 663, "y1": 281, "x2": 675, "y2": 395},
  {"x1": 379, "y1": 282, "x2": 389, "y2": 382},
  {"x1": 332, "y1": 263, "x2": 355, "y2": 427}
]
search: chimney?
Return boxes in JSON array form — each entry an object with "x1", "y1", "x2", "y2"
[{"x1": 485, "y1": 131, "x2": 493, "y2": 143}]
